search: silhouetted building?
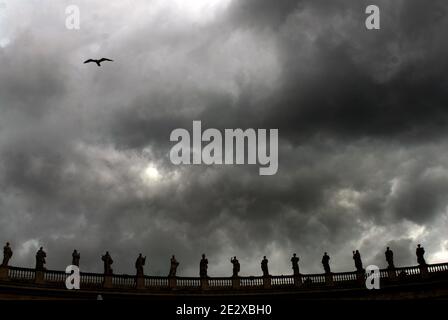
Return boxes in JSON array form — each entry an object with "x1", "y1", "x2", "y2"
[{"x1": 0, "y1": 242, "x2": 447, "y2": 300}]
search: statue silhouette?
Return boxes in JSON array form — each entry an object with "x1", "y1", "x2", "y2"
[
  {"x1": 72, "y1": 249, "x2": 80, "y2": 267},
  {"x1": 353, "y1": 250, "x2": 364, "y2": 272},
  {"x1": 385, "y1": 247, "x2": 395, "y2": 269},
  {"x1": 322, "y1": 252, "x2": 331, "y2": 274},
  {"x1": 291, "y1": 253, "x2": 300, "y2": 276},
  {"x1": 200, "y1": 254, "x2": 208, "y2": 278},
  {"x1": 261, "y1": 256, "x2": 269, "y2": 276},
  {"x1": 416, "y1": 244, "x2": 426, "y2": 266},
  {"x1": 101, "y1": 251, "x2": 113, "y2": 275},
  {"x1": 135, "y1": 253, "x2": 146, "y2": 277},
  {"x1": 169, "y1": 255, "x2": 179, "y2": 277},
  {"x1": 35, "y1": 247, "x2": 47, "y2": 271},
  {"x1": 2, "y1": 242, "x2": 13, "y2": 267},
  {"x1": 231, "y1": 256, "x2": 240, "y2": 277}
]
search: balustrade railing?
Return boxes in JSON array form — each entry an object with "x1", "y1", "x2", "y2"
[
  {"x1": 240, "y1": 276, "x2": 263, "y2": 287},
  {"x1": 208, "y1": 277, "x2": 233, "y2": 288},
  {"x1": 1, "y1": 262, "x2": 447, "y2": 292},
  {"x1": 427, "y1": 263, "x2": 448, "y2": 273},
  {"x1": 80, "y1": 272, "x2": 103, "y2": 288},
  {"x1": 145, "y1": 276, "x2": 169, "y2": 288},
  {"x1": 8, "y1": 266, "x2": 35, "y2": 282},
  {"x1": 176, "y1": 277, "x2": 201, "y2": 288},
  {"x1": 300, "y1": 273, "x2": 327, "y2": 286},
  {"x1": 271, "y1": 275, "x2": 294, "y2": 286},
  {"x1": 332, "y1": 271, "x2": 358, "y2": 282},
  {"x1": 44, "y1": 270, "x2": 67, "y2": 285},
  {"x1": 111, "y1": 274, "x2": 136, "y2": 288}
]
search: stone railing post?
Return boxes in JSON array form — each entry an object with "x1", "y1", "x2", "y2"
[
  {"x1": 232, "y1": 277, "x2": 240, "y2": 289},
  {"x1": 356, "y1": 271, "x2": 365, "y2": 286},
  {"x1": 0, "y1": 265, "x2": 8, "y2": 280},
  {"x1": 387, "y1": 268, "x2": 397, "y2": 281},
  {"x1": 136, "y1": 276, "x2": 145, "y2": 289},
  {"x1": 294, "y1": 274, "x2": 302, "y2": 287},
  {"x1": 103, "y1": 274, "x2": 113, "y2": 288},
  {"x1": 201, "y1": 277, "x2": 209, "y2": 290},
  {"x1": 419, "y1": 264, "x2": 429, "y2": 279},
  {"x1": 263, "y1": 276, "x2": 271, "y2": 289},
  {"x1": 169, "y1": 276, "x2": 177, "y2": 290},
  {"x1": 325, "y1": 273, "x2": 334, "y2": 286},
  {"x1": 35, "y1": 270, "x2": 45, "y2": 284}
]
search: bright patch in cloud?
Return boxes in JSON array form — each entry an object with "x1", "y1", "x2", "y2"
[{"x1": 143, "y1": 165, "x2": 161, "y2": 182}]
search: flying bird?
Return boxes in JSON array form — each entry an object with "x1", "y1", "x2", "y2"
[{"x1": 83, "y1": 58, "x2": 114, "y2": 67}]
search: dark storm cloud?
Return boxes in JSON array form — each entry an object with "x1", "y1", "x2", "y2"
[
  {"x1": 264, "y1": 0, "x2": 448, "y2": 141},
  {"x1": 0, "y1": 31, "x2": 67, "y2": 116},
  {"x1": 226, "y1": 0, "x2": 302, "y2": 29},
  {"x1": 0, "y1": 0, "x2": 448, "y2": 277}
]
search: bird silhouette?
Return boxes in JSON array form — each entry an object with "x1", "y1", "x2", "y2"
[{"x1": 83, "y1": 58, "x2": 114, "y2": 67}]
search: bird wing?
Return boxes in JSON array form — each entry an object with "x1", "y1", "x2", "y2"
[
  {"x1": 99, "y1": 58, "x2": 113, "y2": 62},
  {"x1": 83, "y1": 59, "x2": 95, "y2": 64}
]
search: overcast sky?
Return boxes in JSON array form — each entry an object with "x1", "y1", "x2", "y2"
[{"x1": 1, "y1": 0, "x2": 448, "y2": 277}]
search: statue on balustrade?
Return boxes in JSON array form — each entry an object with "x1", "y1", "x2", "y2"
[
  {"x1": 2, "y1": 242, "x2": 13, "y2": 267},
  {"x1": 35, "y1": 247, "x2": 47, "y2": 271},
  {"x1": 135, "y1": 253, "x2": 146, "y2": 277},
  {"x1": 169, "y1": 255, "x2": 179, "y2": 277},
  {"x1": 385, "y1": 247, "x2": 395, "y2": 269},
  {"x1": 416, "y1": 244, "x2": 426, "y2": 266},
  {"x1": 200, "y1": 254, "x2": 208, "y2": 278},
  {"x1": 353, "y1": 250, "x2": 364, "y2": 272},
  {"x1": 72, "y1": 249, "x2": 80, "y2": 267},
  {"x1": 102, "y1": 251, "x2": 114, "y2": 275},
  {"x1": 231, "y1": 256, "x2": 240, "y2": 277},
  {"x1": 322, "y1": 252, "x2": 331, "y2": 274},
  {"x1": 291, "y1": 253, "x2": 300, "y2": 276},
  {"x1": 261, "y1": 256, "x2": 269, "y2": 276}
]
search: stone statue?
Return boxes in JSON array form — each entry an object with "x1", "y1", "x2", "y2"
[
  {"x1": 199, "y1": 254, "x2": 208, "y2": 278},
  {"x1": 230, "y1": 256, "x2": 240, "y2": 277},
  {"x1": 261, "y1": 256, "x2": 269, "y2": 276},
  {"x1": 322, "y1": 252, "x2": 331, "y2": 274},
  {"x1": 385, "y1": 247, "x2": 395, "y2": 269},
  {"x1": 135, "y1": 253, "x2": 146, "y2": 277},
  {"x1": 353, "y1": 250, "x2": 364, "y2": 272},
  {"x1": 291, "y1": 253, "x2": 300, "y2": 276},
  {"x1": 35, "y1": 247, "x2": 47, "y2": 271},
  {"x1": 72, "y1": 249, "x2": 80, "y2": 267},
  {"x1": 416, "y1": 244, "x2": 426, "y2": 266},
  {"x1": 101, "y1": 251, "x2": 113, "y2": 275},
  {"x1": 169, "y1": 255, "x2": 179, "y2": 277},
  {"x1": 2, "y1": 242, "x2": 13, "y2": 267}
]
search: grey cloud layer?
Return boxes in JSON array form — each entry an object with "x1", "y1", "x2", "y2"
[{"x1": 0, "y1": 0, "x2": 447, "y2": 276}]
